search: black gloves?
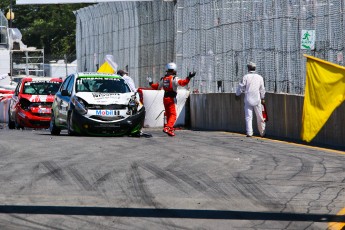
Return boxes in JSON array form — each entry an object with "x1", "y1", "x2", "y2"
[
  {"x1": 188, "y1": 71, "x2": 196, "y2": 79},
  {"x1": 147, "y1": 77, "x2": 153, "y2": 86}
]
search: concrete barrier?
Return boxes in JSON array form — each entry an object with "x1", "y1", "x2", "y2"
[
  {"x1": 142, "y1": 89, "x2": 189, "y2": 128},
  {"x1": 0, "y1": 96, "x2": 11, "y2": 123},
  {"x1": 190, "y1": 93, "x2": 345, "y2": 148}
]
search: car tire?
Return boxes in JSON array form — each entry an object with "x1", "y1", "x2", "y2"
[
  {"x1": 8, "y1": 109, "x2": 15, "y2": 130},
  {"x1": 15, "y1": 119, "x2": 24, "y2": 130},
  {"x1": 67, "y1": 113, "x2": 75, "y2": 136},
  {"x1": 50, "y1": 112, "x2": 61, "y2": 135}
]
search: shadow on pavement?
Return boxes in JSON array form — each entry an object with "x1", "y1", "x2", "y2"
[{"x1": 0, "y1": 205, "x2": 344, "y2": 222}]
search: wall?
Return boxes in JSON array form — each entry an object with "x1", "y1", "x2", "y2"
[
  {"x1": 44, "y1": 61, "x2": 77, "y2": 78},
  {"x1": 190, "y1": 93, "x2": 345, "y2": 148}
]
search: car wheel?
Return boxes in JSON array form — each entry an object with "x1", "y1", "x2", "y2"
[
  {"x1": 50, "y1": 112, "x2": 61, "y2": 135},
  {"x1": 67, "y1": 113, "x2": 75, "y2": 136},
  {"x1": 8, "y1": 109, "x2": 15, "y2": 130},
  {"x1": 15, "y1": 119, "x2": 24, "y2": 130}
]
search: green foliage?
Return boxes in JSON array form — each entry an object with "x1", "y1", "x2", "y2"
[{"x1": 0, "y1": 1, "x2": 91, "y2": 62}]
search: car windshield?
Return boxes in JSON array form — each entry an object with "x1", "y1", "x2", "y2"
[
  {"x1": 76, "y1": 77, "x2": 131, "y2": 93},
  {"x1": 23, "y1": 81, "x2": 61, "y2": 95}
]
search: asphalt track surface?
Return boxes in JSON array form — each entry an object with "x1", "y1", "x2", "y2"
[{"x1": 0, "y1": 124, "x2": 344, "y2": 230}]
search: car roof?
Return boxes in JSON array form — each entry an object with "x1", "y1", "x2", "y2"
[
  {"x1": 75, "y1": 72, "x2": 122, "y2": 79},
  {"x1": 21, "y1": 77, "x2": 63, "y2": 82}
]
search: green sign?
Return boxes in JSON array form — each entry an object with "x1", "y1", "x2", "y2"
[{"x1": 301, "y1": 30, "x2": 315, "y2": 50}]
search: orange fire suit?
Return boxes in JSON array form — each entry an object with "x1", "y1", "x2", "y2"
[{"x1": 150, "y1": 75, "x2": 190, "y2": 130}]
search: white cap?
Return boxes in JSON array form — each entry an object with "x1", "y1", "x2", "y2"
[{"x1": 247, "y1": 62, "x2": 256, "y2": 68}]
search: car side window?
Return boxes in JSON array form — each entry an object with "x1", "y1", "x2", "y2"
[
  {"x1": 66, "y1": 75, "x2": 75, "y2": 95},
  {"x1": 61, "y1": 76, "x2": 71, "y2": 92},
  {"x1": 14, "y1": 80, "x2": 22, "y2": 96}
]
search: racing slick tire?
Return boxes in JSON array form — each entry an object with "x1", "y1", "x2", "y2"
[
  {"x1": 8, "y1": 109, "x2": 15, "y2": 130},
  {"x1": 49, "y1": 112, "x2": 61, "y2": 135}
]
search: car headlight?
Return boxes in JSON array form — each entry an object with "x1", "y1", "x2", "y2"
[
  {"x1": 71, "y1": 96, "x2": 88, "y2": 115},
  {"x1": 127, "y1": 95, "x2": 138, "y2": 115}
]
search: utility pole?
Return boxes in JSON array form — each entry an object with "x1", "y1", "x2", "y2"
[
  {"x1": 7, "y1": 0, "x2": 14, "y2": 81},
  {"x1": 9, "y1": 0, "x2": 13, "y2": 28},
  {"x1": 64, "y1": 54, "x2": 68, "y2": 77}
]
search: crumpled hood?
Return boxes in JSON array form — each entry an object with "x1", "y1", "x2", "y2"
[
  {"x1": 21, "y1": 94, "x2": 55, "y2": 103},
  {"x1": 75, "y1": 92, "x2": 133, "y2": 105}
]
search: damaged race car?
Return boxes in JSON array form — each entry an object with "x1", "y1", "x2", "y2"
[
  {"x1": 49, "y1": 72, "x2": 145, "y2": 136},
  {"x1": 8, "y1": 77, "x2": 63, "y2": 129}
]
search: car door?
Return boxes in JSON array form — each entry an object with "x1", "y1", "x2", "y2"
[
  {"x1": 55, "y1": 75, "x2": 74, "y2": 125},
  {"x1": 9, "y1": 80, "x2": 22, "y2": 121}
]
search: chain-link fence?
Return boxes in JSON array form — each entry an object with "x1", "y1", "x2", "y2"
[
  {"x1": 76, "y1": 1, "x2": 175, "y2": 88},
  {"x1": 76, "y1": 0, "x2": 345, "y2": 95},
  {"x1": 0, "y1": 11, "x2": 7, "y2": 27},
  {"x1": 0, "y1": 12, "x2": 8, "y2": 45}
]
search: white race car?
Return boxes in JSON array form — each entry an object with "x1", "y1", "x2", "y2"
[{"x1": 50, "y1": 72, "x2": 145, "y2": 136}]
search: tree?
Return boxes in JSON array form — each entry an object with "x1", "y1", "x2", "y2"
[{"x1": 0, "y1": 1, "x2": 91, "y2": 62}]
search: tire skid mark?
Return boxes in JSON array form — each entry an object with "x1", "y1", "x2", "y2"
[
  {"x1": 166, "y1": 168, "x2": 229, "y2": 199},
  {"x1": 28, "y1": 164, "x2": 40, "y2": 192},
  {"x1": 235, "y1": 173, "x2": 283, "y2": 209},
  {"x1": 10, "y1": 214, "x2": 63, "y2": 230},
  {"x1": 128, "y1": 162, "x2": 177, "y2": 229},
  {"x1": 286, "y1": 157, "x2": 315, "y2": 180},
  {"x1": 129, "y1": 162, "x2": 156, "y2": 207},
  {"x1": 68, "y1": 215, "x2": 115, "y2": 230},
  {"x1": 92, "y1": 171, "x2": 118, "y2": 205},
  {"x1": 196, "y1": 172, "x2": 230, "y2": 198},
  {"x1": 141, "y1": 163, "x2": 189, "y2": 194},
  {"x1": 40, "y1": 161, "x2": 67, "y2": 183},
  {"x1": 66, "y1": 166, "x2": 94, "y2": 191},
  {"x1": 166, "y1": 169, "x2": 207, "y2": 193},
  {"x1": 92, "y1": 171, "x2": 113, "y2": 188}
]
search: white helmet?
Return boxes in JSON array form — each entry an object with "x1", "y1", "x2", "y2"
[{"x1": 165, "y1": 62, "x2": 177, "y2": 71}]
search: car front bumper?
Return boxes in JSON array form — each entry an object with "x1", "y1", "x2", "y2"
[
  {"x1": 70, "y1": 107, "x2": 146, "y2": 136},
  {"x1": 17, "y1": 109, "x2": 51, "y2": 128}
]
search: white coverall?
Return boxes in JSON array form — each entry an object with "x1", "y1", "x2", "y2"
[
  {"x1": 236, "y1": 71, "x2": 266, "y2": 137},
  {"x1": 122, "y1": 75, "x2": 136, "y2": 92}
]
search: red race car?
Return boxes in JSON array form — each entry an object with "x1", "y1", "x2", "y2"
[{"x1": 8, "y1": 77, "x2": 63, "y2": 129}]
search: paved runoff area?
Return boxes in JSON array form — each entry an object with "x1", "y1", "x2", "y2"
[{"x1": 0, "y1": 124, "x2": 344, "y2": 230}]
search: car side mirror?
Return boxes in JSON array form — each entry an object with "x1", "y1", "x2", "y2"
[{"x1": 61, "y1": 89, "x2": 70, "y2": 96}]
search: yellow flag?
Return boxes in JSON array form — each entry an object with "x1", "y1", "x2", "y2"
[
  {"x1": 97, "y1": 54, "x2": 118, "y2": 74},
  {"x1": 301, "y1": 55, "x2": 345, "y2": 142},
  {"x1": 97, "y1": 61, "x2": 115, "y2": 74}
]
